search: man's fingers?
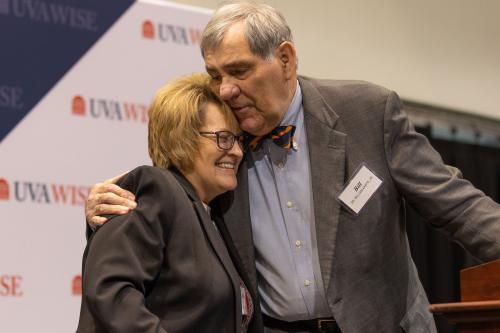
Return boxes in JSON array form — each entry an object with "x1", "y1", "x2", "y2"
[
  {"x1": 94, "y1": 192, "x2": 136, "y2": 209},
  {"x1": 85, "y1": 172, "x2": 137, "y2": 228},
  {"x1": 89, "y1": 215, "x2": 108, "y2": 228},
  {"x1": 94, "y1": 203, "x2": 131, "y2": 216},
  {"x1": 86, "y1": 203, "x2": 130, "y2": 229},
  {"x1": 95, "y1": 183, "x2": 135, "y2": 202}
]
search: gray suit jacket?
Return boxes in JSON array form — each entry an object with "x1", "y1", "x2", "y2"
[
  {"x1": 215, "y1": 76, "x2": 500, "y2": 332},
  {"x1": 77, "y1": 166, "x2": 258, "y2": 333}
]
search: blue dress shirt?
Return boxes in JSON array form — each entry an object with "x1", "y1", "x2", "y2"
[{"x1": 247, "y1": 81, "x2": 331, "y2": 321}]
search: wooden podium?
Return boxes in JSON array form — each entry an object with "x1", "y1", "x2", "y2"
[{"x1": 429, "y1": 259, "x2": 500, "y2": 333}]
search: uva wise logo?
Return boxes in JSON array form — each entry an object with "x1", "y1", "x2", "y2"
[
  {"x1": 0, "y1": 85, "x2": 24, "y2": 109},
  {"x1": 72, "y1": 275, "x2": 82, "y2": 296},
  {"x1": 0, "y1": 0, "x2": 98, "y2": 31},
  {"x1": 141, "y1": 19, "x2": 202, "y2": 45},
  {"x1": 0, "y1": 275, "x2": 23, "y2": 297},
  {"x1": 0, "y1": 177, "x2": 89, "y2": 206},
  {"x1": 71, "y1": 95, "x2": 148, "y2": 124},
  {"x1": 0, "y1": 178, "x2": 9, "y2": 200}
]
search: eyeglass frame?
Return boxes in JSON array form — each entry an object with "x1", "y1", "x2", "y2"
[{"x1": 199, "y1": 130, "x2": 245, "y2": 151}]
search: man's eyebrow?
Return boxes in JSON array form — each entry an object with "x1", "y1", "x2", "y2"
[
  {"x1": 224, "y1": 60, "x2": 251, "y2": 67},
  {"x1": 206, "y1": 61, "x2": 252, "y2": 73},
  {"x1": 223, "y1": 60, "x2": 252, "y2": 69}
]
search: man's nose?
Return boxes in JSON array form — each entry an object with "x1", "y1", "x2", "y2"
[{"x1": 219, "y1": 81, "x2": 240, "y2": 101}]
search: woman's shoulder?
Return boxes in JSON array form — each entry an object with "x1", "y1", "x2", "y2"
[
  {"x1": 117, "y1": 165, "x2": 182, "y2": 196},
  {"x1": 126, "y1": 165, "x2": 173, "y2": 178}
]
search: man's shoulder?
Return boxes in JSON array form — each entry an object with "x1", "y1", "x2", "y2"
[
  {"x1": 299, "y1": 76, "x2": 396, "y2": 122},
  {"x1": 299, "y1": 76, "x2": 391, "y2": 102},
  {"x1": 298, "y1": 76, "x2": 399, "y2": 130}
]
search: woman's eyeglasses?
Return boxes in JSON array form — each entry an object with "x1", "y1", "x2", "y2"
[{"x1": 199, "y1": 131, "x2": 245, "y2": 150}]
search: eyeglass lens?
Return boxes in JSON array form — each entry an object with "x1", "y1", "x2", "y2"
[
  {"x1": 217, "y1": 131, "x2": 238, "y2": 150},
  {"x1": 200, "y1": 131, "x2": 243, "y2": 150}
]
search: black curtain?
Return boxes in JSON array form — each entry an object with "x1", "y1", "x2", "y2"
[{"x1": 407, "y1": 125, "x2": 500, "y2": 333}]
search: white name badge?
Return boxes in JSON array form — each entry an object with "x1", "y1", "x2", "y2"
[{"x1": 338, "y1": 164, "x2": 382, "y2": 214}]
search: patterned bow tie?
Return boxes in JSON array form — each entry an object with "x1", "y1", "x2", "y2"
[{"x1": 246, "y1": 125, "x2": 296, "y2": 151}]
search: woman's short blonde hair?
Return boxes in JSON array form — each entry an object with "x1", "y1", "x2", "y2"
[{"x1": 148, "y1": 73, "x2": 238, "y2": 171}]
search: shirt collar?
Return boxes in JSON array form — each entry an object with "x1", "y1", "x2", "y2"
[{"x1": 202, "y1": 202, "x2": 211, "y2": 215}]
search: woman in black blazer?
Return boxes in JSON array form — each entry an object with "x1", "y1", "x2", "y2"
[{"x1": 77, "y1": 74, "x2": 255, "y2": 333}]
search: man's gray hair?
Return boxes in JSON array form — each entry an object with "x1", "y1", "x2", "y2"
[{"x1": 200, "y1": 1, "x2": 293, "y2": 59}]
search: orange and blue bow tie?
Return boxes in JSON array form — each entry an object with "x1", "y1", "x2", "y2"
[{"x1": 246, "y1": 125, "x2": 296, "y2": 151}]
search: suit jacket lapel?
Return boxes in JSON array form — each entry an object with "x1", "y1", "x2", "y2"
[
  {"x1": 170, "y1": 170, "x2": 242, "y2": 331},
  {"x1": 300, "y1": 77, "x2": 347, "y2": 291},
  {"x1": 214, "y1": 159, "x2": 260, "y2": 293},
  {"x1": 213, "y1": 163, "x2": 265, "y2": 332}
]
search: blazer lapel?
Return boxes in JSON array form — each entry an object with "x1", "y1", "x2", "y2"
[
  {"x1": 300, "y1": 77, "x2": 347, "y2": 292},
  {"x1": 214, "y1": 159, "x2": 260, "y2": 293},
  {"x1": 171, "y1": 170, "x2": 242, "y2": 331}
]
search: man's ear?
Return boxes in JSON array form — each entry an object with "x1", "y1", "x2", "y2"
[{"x1": 276, "y1": 41, "x2": 297, "y2": 79}]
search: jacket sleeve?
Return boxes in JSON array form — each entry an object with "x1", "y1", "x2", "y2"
[
  {"x1": 82, "y1": 166, "x2": 171, "y2": 333},
  {"x1": 383, "y1": 92, "x2": 500, "y2": 262}
]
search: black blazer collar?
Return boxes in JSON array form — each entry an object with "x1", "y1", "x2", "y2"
[{"x1": 167, "y1": 167, "x2": 201, "y2": 203}]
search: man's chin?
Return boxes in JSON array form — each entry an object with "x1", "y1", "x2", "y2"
[{"x1": 240, "y1": 121, "x2": 269, "y2": 136}]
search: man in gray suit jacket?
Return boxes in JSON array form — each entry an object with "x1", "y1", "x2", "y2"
[{"x1": 86, "y1": 2, "x2": 500, "y2": 332}]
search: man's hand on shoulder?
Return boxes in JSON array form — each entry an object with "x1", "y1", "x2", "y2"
[{"x1": 85, "y1": 172, "x2": 137, "y2": 229}]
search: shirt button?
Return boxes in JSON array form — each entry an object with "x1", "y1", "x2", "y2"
[
  {"x1": 304, "y1": 279, "x2": 311, "y2": 286},
  {"x1": 286, "y1": 201, "x2": 293, "y2": 208},
  {"x1": 295, "y1": 240, "x2": 302, "y2": 247}
]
